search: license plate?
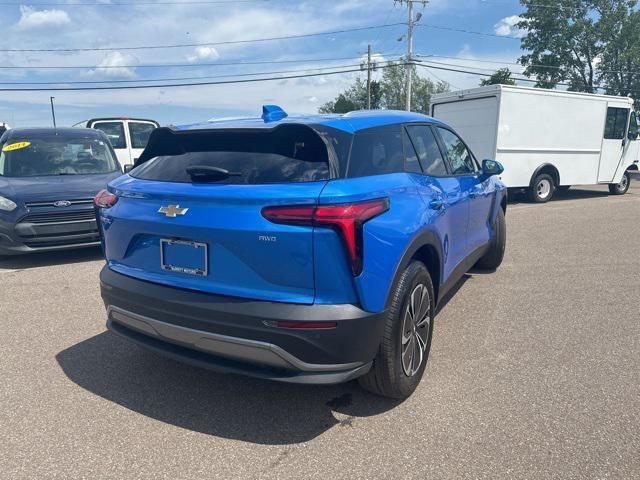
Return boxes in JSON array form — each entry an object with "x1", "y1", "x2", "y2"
[{"x1": 160, "y1": 239, "x2": 208, "y2": 276}]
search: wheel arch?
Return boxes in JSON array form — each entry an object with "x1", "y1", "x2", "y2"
[
  {"x1": 384, "y1": 230, "x2": 443, "y2": 310},
  {"x1": 530, "y1": 163, "x2": 560, "y2": 187},
  {"x1": 627, "y1": 164, "x2": 639, "y2": 172}
]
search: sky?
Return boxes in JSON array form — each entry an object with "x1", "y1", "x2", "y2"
[{"x1": 0, "y1": 0, "x2": 529, "y2": 127}]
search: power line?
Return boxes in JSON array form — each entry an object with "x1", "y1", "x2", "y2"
[
  {"x1": 415, "y1": 61, "x2": 640, "y2": 95},
  {"x1": 418, "y1": 54, "x2": 640, "y2": 77},
  {"x1": 0, "y1": 54, "x2": 398, "y2": 70},
  {"x1": 0, "y1": 22, "x2": 405, "y2": 53},
  {"x1": 0, "y1": 63, "x2": 403, "y2": 91},
  {"x1": 417, "y1": 23, "x2": 521, "y2": 40},
  {"x1": 0, "y1": 60, "x2": 403, "y2": 85},
  {"x1": 0, "y1": 0, "x2": 270, "y2": 4}
]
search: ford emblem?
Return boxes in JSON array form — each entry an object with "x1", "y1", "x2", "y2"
[{"x1": 53, "y1": 200, "x2": 72, "y2": 208}]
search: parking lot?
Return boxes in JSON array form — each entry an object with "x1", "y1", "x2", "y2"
[{"x1": 1, "y1": 179, "x2": 639, "y2": 479}]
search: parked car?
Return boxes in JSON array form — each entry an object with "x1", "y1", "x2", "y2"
[
  {"x1": 0, "y1": 128, "x2": 122, "y2": 256},
  {"x1": 73, "y1": 117, "x2": 159, "y2": 167},
  {"x1": 95, "y1": 106, "x2": 507, "y2": 399},
  {"x1": 0, "y1": 123, "x2": 10, "y2": 137},
  {"x1": 431, "y1": 85, "x2": 639, "y2": 202}
]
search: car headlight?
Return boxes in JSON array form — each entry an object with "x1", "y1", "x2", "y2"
[{"x1": 0, "y1": 195, "x2": 17, "y2": 212}]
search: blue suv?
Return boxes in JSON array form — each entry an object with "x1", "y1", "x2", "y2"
[{"x1": 96, "y1": 107, "x2": 506, "y2": 399}]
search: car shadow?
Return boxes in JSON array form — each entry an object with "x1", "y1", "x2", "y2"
[
  {"x1": 436, "y1": 273, "x2": 471, "y2": 314},
  {"x1": 56, "y1": 331, "x2": 403, "y2": 445},
  {"x1": 0, "y1": 247, "x2": 102, "y2": 270},
  {"x1": 507, "y1": 187, "x2": 613, "y2": 206}
]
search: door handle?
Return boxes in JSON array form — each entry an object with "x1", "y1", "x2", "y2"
[{"x1": 429, "y1": 199, "x2": 446, "y2": 211}]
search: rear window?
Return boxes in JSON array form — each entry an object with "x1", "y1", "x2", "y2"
[
  {"x1": 128, "y1": 122, "x2": 156, "y2": 149},
  {"x1": 93, "y1": 121, "x2": 126, "y2": 149},
  {"x1": 131, "y1": 125, "x2": 331, "y2": 184},
  {"x1": 347, "y1": 125, "x2": 404, "y2": 178}
]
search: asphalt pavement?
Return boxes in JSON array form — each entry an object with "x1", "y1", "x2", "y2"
[{"x1": 1, "y1": 178, "x2": 639, "y2": 479}]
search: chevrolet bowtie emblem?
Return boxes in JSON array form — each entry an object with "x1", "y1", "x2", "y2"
[{"x1": 158, "y1": 205, "x2": 188, "y2": 218}]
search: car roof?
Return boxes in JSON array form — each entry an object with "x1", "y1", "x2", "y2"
[
  {"x1": 175, "y1": 109, "x2": 448, "y2": 134},
  {"x1": 4, "y1": 127, "x2": 106, "y2": 138}
]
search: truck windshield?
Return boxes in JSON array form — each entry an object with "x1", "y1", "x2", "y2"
[{"x1": 0, "y1": 134, "x2": 118, "y2": 177}]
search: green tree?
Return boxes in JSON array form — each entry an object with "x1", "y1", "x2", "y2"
[
  {"x1": 318, "y1": 77, "x2": 382, "y2": 113},
  {"x1": 518, "y1": 0, "x2": 638, "y2": 94},
  {"x1": 599, "y1": 8, "x2": 640, "y2": 99},
  {"x1": 480, "y1": 68, "x2": 516, "y2": 86},
  {"x1": 319, "y1": 61, "x2": 449, "y2": 114}
]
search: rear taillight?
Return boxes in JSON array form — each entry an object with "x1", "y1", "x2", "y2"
[
  {"x1": 262, "y1": 198, "x2": 389, "y2": 276},
  {"x1": 93, "y1": 189, "x2": 118, "y2": 209}
]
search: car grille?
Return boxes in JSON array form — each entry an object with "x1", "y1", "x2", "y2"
[
  {"x1": 20, "y1": 210, "x2": 96, "y2": 224},
  {"x1": 16, "y1": 207, "x2": 100, "y2": 249},
  {"x1": 24, "y1": 198, "x2": 94, "y2": 208}
]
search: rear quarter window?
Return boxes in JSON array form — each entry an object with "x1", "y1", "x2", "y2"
[
  {"x1": 128, "y1": 122, "x2": 157, "y2": 149},
  {"x1": 347, "y1": 125, "x2": 405, "y2": 178}
]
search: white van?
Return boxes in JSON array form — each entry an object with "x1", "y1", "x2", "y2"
[
  {"x1": 430, "y1": 85, "x2": 639, "y2": 202},
  {"x1": 73, "y1": 118, "x2": 159, "y2": 167}
]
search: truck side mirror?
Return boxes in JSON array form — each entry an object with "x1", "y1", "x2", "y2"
[
  {"x1": 628, "y1": 131, "x2": 639, "y2": 141},
  {"x1": 481, "y1": 159, "x2": 504, "y2": 177}
]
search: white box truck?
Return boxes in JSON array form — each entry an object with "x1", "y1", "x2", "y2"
[{"x1": 430, "y1": 85, "x2": 639, "y2": 202}]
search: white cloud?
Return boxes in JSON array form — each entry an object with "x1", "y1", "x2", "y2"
[
  {"x1": 17, "y1": 6, "x2": 71, "y2": 30},
  {"x1": 187, "y1": 46, "x2": 220, "y2": 62},
  {"x1": 83, "y1": 51, "x2": 138, "y2": 79},
  {"x1": 494, "y1": 15, "x2": 526, "y2": 38}
]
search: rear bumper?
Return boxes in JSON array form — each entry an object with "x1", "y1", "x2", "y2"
[{"x1": 100, "y1": 267, "x2": 387, "y2": 384}]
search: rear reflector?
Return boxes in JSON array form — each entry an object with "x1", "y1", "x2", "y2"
[
  {"x1": 93, "y1": 189, "x2": 118, "y2": 209},
  {"x1": 262, "y1": 197, "x2": 389, "y2": 276}
]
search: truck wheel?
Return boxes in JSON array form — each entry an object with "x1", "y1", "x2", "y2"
[
  {"x1": 528, "y1": 173, "x2": 555, "y2": 203},
  {"x1": 608, "y1": 171, "x2": 631, "y2": 195},
  {"x1": 358, "y1": 261, "x2": 434, "y2": 399},
  {"x1": 476, "y1": 207, "x2": 506, "y2": 270}
]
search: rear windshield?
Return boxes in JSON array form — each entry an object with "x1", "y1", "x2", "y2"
[
  {"x1": 132, "y1": 124, "x2": 333, "y2": 184},
  {"x1": 0, "y1": 134, "x2": 118, "y2": 177}
]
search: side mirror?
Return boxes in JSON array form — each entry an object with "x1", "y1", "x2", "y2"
[
  {"x1": 481, "y1": 159, "x2": 504, "y2": 177},
  {"x1": 628, "y1": 131, "x2": 638, "y2": 141},
  {"x1": 123, "y1": 164, "x2": 134, "y2": 173}
]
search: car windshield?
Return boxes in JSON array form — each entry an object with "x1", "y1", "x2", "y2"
[{"x1": 0, "y1": 134, "x2": 118, "y2": 177}]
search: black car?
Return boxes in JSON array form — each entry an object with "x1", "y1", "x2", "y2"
[{"x1": 0, "y1": 127, "x2": 122, "y2": 256}]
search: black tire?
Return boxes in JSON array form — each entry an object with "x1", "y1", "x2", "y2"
[
  {"x1": 358, "y1": 261, "x2": 435, "y2": 399},
  {"x1": 527, "y1": 173, "x2": 555, "y2": 203},
  {"x1": 608, "y1": 171, "x2": 631, "y2": 195},
  {"x1": 475, "y1": 207, "x2": 506, "y2": 270}
]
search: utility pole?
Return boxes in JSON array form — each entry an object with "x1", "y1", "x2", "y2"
[
  {"x1": 396, "y1": 0, "x2": 427, "y2": 111},
  {"x1": 50, "y1": 96, "x2": 57, "y2": 129},
  {"x1": 367, "y1": 44, "x2": 372, "y2": 109}
]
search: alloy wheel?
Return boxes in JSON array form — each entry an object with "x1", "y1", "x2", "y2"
[{"x1": 401, "y1": 284, "x2": 431, "y2": 377}]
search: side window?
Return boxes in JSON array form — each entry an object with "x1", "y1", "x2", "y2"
[
  {"x1": 406, "y1": 125, "x2": 448, "y2": 176},
  {"x1": 604, "y1": 107, "x2": 629, "y2": 140},
  {"x1": 348, "y1": 126, "x2": 405, "y2": 177},
  {"x1": 128, "y1": 122, "x2": 156, "y2": 149},
  {"x1": 629, "y1": 111, "x2": 639, "y2": 138},
  {"x1": 93, "y1": 122, "x2": 126, "y2": 149},
  {"x1": 402, "y1": 128, "x2": 422, "y2": 173},
  {"x1": 436, "y1": 127, "x2": 477, "y2": 175}
]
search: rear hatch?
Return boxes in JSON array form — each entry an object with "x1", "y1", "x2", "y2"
[{"x1": 100, "y1": 124, "x2": 337, "y2": 304}]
